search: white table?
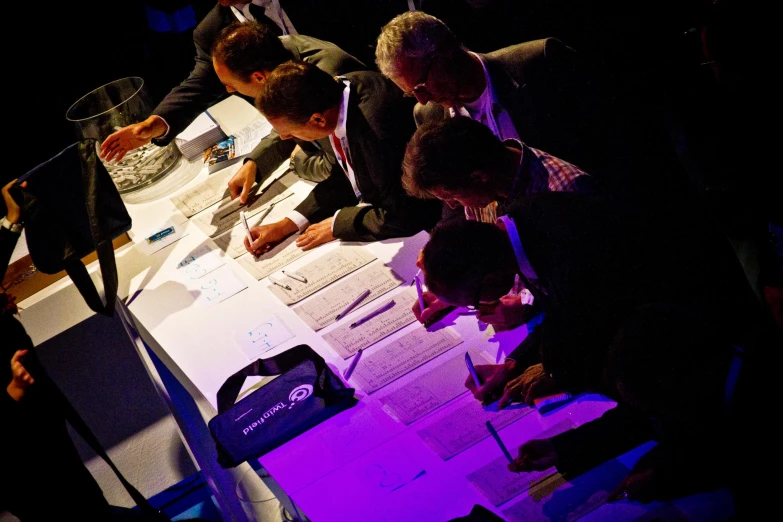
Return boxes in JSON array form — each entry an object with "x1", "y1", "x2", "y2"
[{"x1": 20, "y1": 96, "x2": 734, "y2": 522}]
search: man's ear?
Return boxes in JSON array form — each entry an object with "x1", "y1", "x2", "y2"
[
  {"x1": 250, "y1": 71, "x2": 268, "y2": 84},
  {"x1": 309, "y1": 113, "x2": 328, "y2": 128}
]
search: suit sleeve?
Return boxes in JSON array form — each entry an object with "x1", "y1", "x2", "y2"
[
  {"x1": 331, "y1": 194, "x2": 441, "y2": 242},
  {"x1": 246, "y1": 130, "x2": 296, "y2": 184},
  {"x1": 1, "y1": 227, "x2": 22, "y2": 282},
  {"x1": 293, "y1": 165, "x2": 358, "y2": 225},
  {"x1": 151, "y1": 19, "x2": 229, "y2": 144}
]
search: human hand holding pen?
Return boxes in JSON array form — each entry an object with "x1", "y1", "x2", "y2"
[
  {"x1": 464, "y1": 360, "x2": 522, "y2": 407},
  {"x1": 244, "y1": 218, "x2": 298, "y2": 256}
]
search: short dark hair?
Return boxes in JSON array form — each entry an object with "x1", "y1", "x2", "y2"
[
  {"x1": 256, "y1": 60, "x2": 344, "y2": 124},
  {"x1": 402, "y1": 117, "x2": 508, "y2": 199},
  {"x1": 211, "y1": 21, "x2": 291, "y2": 80},
  {"x1": 422, "y1": 219, "x2": 515, "y2": 303}
]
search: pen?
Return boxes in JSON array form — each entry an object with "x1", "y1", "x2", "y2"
[
  {"x1": 335, "y1": 288, "x2": 371, "y2": 321},
  {"x1": 533, "y1": 392, "x2": 574, "y2": 411},
  {"x1": 349, "y1": 299, "x2": 395, "y2": 329},
  {"x1": 282, "y1": 270, "x2": 307, "y2": 284},
  {"x1": 147, "y1": 226, "x2": 175, "y2": 243},
  {"x1": 268, "y1": 276, "x2": 292, "y2": 291},
  {"x1": 240, "y1": 210, "x2": 254, "y2": 245},
  {"x1": 414, "y1": 270, "x2": 426, "y2": 311},
  {"x1": 486, "y1": 421, "x2": 514, "y2": 463},
  {"x1": 465, "y1": 353, "x2": 482, "y2": 388},
  {"x1": 342, "y1": 348, "x2": 363, "y2": 380}
]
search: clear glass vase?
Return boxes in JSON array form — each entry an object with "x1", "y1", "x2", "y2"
[{"x1": 65, "y1": 76, "x2": 180, "y2": 194}]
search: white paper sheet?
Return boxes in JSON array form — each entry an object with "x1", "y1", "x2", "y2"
[
  {"x1": 233, "y1": 314, "x2": 296, "y2": 360},
  {"x1": 350, "y1": 327, "x2": 463, "y2": 393},
  {"x1": 323, "y1": 287, "x2": 418, "y2": 358},
  {"x1": 292, "y1": 263, "x2": 405, "y2": 330},
  {"x1": 183, "y1": 264, "x2": 247, "y2": 308},
  {"x1": 378, "y1": 348, "x2": 494, "y2": 425},
  {"x1": 267, "y1": 246, "x2": 377, "y2": 305},
  {"x1": 236, "y1": 235, "x2": 309, "y2": 280},
  {"x1": 169, "y1": 164, "x2": 240, "y2": 218},
  {"x1": 416, "y1": 400, "x2": 534, "y2": 460},
  {"x1": 467, "y1": 458, "x2": 557, "y2": 506},
  {"x1": 172, "y1": 244, "x2": 227, "y2": 281}
]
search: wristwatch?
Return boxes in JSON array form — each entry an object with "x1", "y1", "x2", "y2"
[{"x1": 1, "y1": 216, "x2": 23, "y2": 233}]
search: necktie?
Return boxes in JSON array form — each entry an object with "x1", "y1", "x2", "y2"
[{"x1": 330, "y1": 134, "x2": 351, "y2": 174}]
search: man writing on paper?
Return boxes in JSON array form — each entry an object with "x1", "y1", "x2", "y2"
[
  {"x1": 402, "y1": 116, "x2": 597, "y2": 330},
  {"x1": 211, "y1": 21, "x2": 368, "y2": 203},
  {"x1": 243, "y1": 61, "x2": 441, "y2": 254},
  {"x1": 419, "y1": 192, "x2": 761, "y2": 409}
]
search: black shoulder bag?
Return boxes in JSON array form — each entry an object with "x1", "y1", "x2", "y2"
[
  {"x1": 16, "y1": 140, "x2": 132, "y2": 316},
  {"x1": 209, "y1": 344, "x2": 358, "y2": 468}
]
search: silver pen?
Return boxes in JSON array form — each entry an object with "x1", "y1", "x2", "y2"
[
  {"x1": 268, "y1": 276, "x2": 292, "y2": 291},
  {"x1": 349, "y1": 300, "x2": 395, "y2": 329},
  {"x1": 282, "y1": 270, "x2": 307, "y2": 283}
]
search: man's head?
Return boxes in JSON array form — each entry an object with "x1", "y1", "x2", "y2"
[
  {"x1": 403, "y1": 117, "x2": 509, "y2": 208},
  {"x1": 421, "y1": 219, "x2": 517, "y2": 308},
  {"x1": 218, "y1": 1, "x2": 247, "y2": 7},
  {"x1": 212, "y1": 21, "x2": 291, "y2": 98},
  {"x1": 256, "y1": 60, "x2": 343, "y2": 141},
  {"x1": 375, "y1": 11, "x2": 470, "y2": 107}
]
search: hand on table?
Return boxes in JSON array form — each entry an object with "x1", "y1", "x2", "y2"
[
  {"x1": 100, "y1": 115, "x2": 168, "y2": 162},
  {"x1": 2, "y1": 178, "x2": 25, "y2": 224},
  {"x1": 296, "y1": 218, "x2": 336, "y2": 251},
  {"x1": 464, "y1": 359, "x2": 523, "y2": 406},
  {"x1": 477, "y1": 295, "x2": 537, "y2": 330},
  {"x1": 508, "y1": 438, "x2": 558, "y2": 473},
  {"x1": 228, "y1": 160, "x2": 258, "y2": 205},
  {"x1": 245, "y1": 218, "x2": 298, "y2": 256},
  {"x1": 499, "y1": 363, "x2": 560, "y2": 407},
  {"x1": 7, "y1": 349, "x2": 34, "y2": 402}
]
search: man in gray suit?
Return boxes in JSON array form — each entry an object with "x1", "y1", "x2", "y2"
[
  {"x1": 243, "y1": 61, "x2": 441, "y2": 255},
  {"x1": 209, "y1": 21, "x2": 367, "y2": 204},
  {"x1": 375, "y1": 11, "x2": 606, "y2": 175}
]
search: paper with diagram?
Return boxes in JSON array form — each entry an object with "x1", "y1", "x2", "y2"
[
  {"x1": 293, "y1": 264, "x2": 405, "y2": 330},
  {"x1": 170, "y1": 163, "x2": 240, "y2": 218},
  {"x1": 467, "y1": 459, "x2": 557, "y2": 506},
  {"x1": 350, "y1": 327, "x2": 462, "y2": 393},
  {"x1": 236, "y1": 235, "x2": 309, "y2": 280},
  {"x1": 267, "y1": 246, "x2": 376, "y2": 305}
]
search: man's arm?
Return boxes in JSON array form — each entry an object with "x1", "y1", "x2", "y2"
[{"x1": 332, "y1": 195, "x2": 441, "y2": 242}]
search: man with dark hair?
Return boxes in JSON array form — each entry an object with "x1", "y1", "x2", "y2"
[
  {"x1": 210, "y1": 21, "x2": 367, "y2": 203},
  {"x1": 244, "y1": 61, "x2": 441, "y2": 253},
  {"x1": 421, "y1": 192, "x2": 762, "y2": 409},
  {"x1": 404, "y1": 116, "x2": 594, "y2": 329}
]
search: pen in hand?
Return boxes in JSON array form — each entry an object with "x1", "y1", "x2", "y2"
[
  {"x1": 486, "y1": 421, "x2": 514, "y2": 463},
  {"x1": 240, "y1": 210, "x2": 257, "y2": 257},
  {"x1": 465, "y1": 353, "x2": 482, "y2": 388}
]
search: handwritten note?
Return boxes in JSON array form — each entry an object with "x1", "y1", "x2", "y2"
[
  {"x1": 193, "y1": 173, "x2": 297, "y2": 237},
  {"x1": 236, "y1": 235, "x2": 309, "y2": 280},
  {"x1": 234, "y1": 315, "x2": 295, "y2": 360},
  {"x1": 173, "y1": 244, "x2": 226, "y2": 281},
  {"x1": 170, "y1": 163, "x2": 239, "y2": 218},
  {"x1": 292, "y1": 264, "x2": 404, "y2": 330},
  {"x1": 351, "y1": 327, "x2": 463, "y2": 393},
  {"x1": 467, "y1": 459, "x2": 557, "y2": 506},
  {"x1": 417, "y1": 400, "x2": 534, "y2": 460},
  {"x1": 378, "y1": 348, "x2": 493, "y2": 425},
  {"x1": 267, "y1": 247, "x2": 377, "y2": 305},
  {"x1": 183, "y1": 264, "x2": 248, "y2": 308},
  {"x1": 323, "y1": 287, "x2": 418, "y2": 358}
]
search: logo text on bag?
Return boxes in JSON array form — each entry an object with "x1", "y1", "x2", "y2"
[{"x1": 241, "y1": 385, "x2": 314, "y2": 436}]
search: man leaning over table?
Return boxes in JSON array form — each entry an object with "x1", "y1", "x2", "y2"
[
  {"x1": 243, "y1": 60, "x2": 441, "y2": 255},
  {"x1": 100, "y1": 1, "x2": 291, "y2": 163},
  {"x1": 402, "y1": 116, "x2": 596, "y2": 330},
  {"x1": 210, "y1": 20, "x2": 367, "y2": 203}
]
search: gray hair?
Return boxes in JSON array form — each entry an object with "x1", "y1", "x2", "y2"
[{"x1": 375, "y1": 11, "x2": 462, "y2": 80}]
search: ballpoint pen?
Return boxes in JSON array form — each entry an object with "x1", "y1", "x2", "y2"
[
  {"x1": 413, "y1": 270, "x2": 425, "y2": 311},
  {"x1": 465, "y1": 353, "x2": 482, "y2": 388},
  {"x1": 282, "y1": 270, "x2": 307, "y2": 283},
  {"x1": 342, "y1": 348, "x2": 363, "y2": 380},
  {"x1": 486, "y1": 421, "x2": 514, "y2": 463},
  {"x1": 240, "y1": 210, "x2": 254, "y2": 244},
  {"x1": 335, "y1": 288, "x2": 371, "y2": 321},
  {"x1": 268, "y1": 277, "x2": 292, "y2": 291},
  {"x1": 349, "y1": 299, "x2": 395, "y2": 329}
]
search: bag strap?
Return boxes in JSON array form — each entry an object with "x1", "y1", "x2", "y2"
[
  {"x1": 216, "y1": 344, "x2": 326, "y2": 413},
  {"x1": 51, "y1": 380, "x2": 169, "y2": 521}
]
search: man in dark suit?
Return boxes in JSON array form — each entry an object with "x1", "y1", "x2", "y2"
[
  {"x1": 421, "y1": 192, "x2": 761, "y2": 408},
  {"x1": 99, "y1": 1, "x2": 286, "y2": 163},
  {"x1": 210, "y1": 21, "x2": 367, "y2": 204},
  {"x1": 375, "y1": 11, "x2": 607, "y2": 176},
  {"x1": 244, "y1": 61, "x2": 441, "y2": 254}
]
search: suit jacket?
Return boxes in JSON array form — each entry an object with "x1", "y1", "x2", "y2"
[
  {"x1": 151, "y1": 4, "x2": 282, "y2": 144},
  {"x1": 294, "y1": 72, "x2": 442, "y2": 241},
  {"x1": 503, "y1": 192, "x2": 760, "y2": 392},
  {"x1": 413, "y1": 38, "x2": 606, "y2": 174},
  {"x1": 248, "y1": 34, "x2": 367, "y2": 183}
]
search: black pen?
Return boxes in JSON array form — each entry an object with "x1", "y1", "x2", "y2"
[{"x1": 349, "y1": 300, "x2": 395, "y2": 329}]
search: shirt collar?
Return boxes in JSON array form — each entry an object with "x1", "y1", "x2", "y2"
[
  {"x1": 333, "y1": 78, "x2": 351, "y2": 140},
  {"x1": 496, "y1": 215, "x2": 539, "y2": 286}
]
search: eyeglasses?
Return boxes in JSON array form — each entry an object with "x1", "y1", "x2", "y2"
[{"x1": 402, "y1": 60, "x2": 433, "y2": 98}]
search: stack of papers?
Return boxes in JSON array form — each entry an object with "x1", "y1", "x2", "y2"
[{"x1": 175, "y1": 111, "x2": 227, "y2": 161}]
